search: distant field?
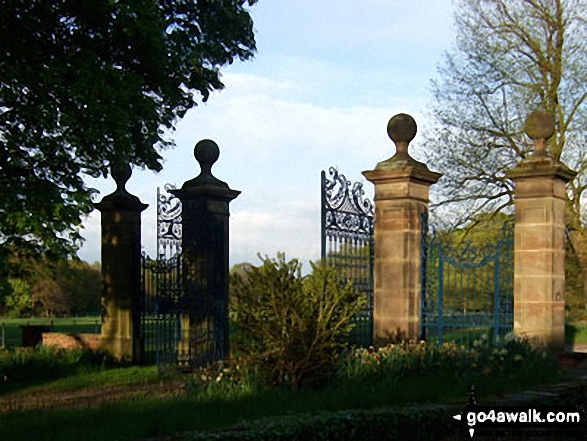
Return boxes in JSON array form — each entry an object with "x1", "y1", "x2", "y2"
[
  {"x1": 566, "y1": 322, "x2": 587, "y2": 345},
  {"x1": 2, "y1": 317, "x2": 587, "y2": 349},
  {"x1": 0, "y1": 317, "x2": 101, "y2": 348}
]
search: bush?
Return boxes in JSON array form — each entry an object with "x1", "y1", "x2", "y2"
[{"x1": 230, "y1": 253, "x2": 367, "y2": 389}]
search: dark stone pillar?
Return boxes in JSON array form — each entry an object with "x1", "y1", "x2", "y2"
[
  {"x1": 171, "y1": 140, "x2": 240, "y2": 365},
  {"x1": 96, "y1": 164, "x2": 148, "y2": 363}
]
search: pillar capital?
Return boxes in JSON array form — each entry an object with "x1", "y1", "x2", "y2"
[
  {"x1": 95, "y1": 163, "x2": 149, "y2": 213},
  {"x1": 171, "y1": 139, "x2": 240, "y2": 203},
  {"x1": 362, "y1": 167, "x2": 442, "y2": 200},
  {"x1": 506, "y1": 110, "x2": 577, "y2": 188}
]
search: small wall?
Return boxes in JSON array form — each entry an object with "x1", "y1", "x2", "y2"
[
  {"x1": 20, "y1": 325, "x2": 51, "y2": 347},
  {"x1": 42, "y1": 333, "x2": 101, "y2": 351}
]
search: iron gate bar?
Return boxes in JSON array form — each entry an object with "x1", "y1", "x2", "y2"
[{"x1": 420, "y1": 212, "x2": 514, "y2": 347}]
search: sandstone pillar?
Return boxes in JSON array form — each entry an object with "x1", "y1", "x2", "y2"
[
  {"x1": 96, "y1": 164, "x2": 148, "y2": 362},
  {"x1": 507, "y1": 111, "x2": 577, "y2": 350},
  {"x1": 363, "y1": 114, "x2": 442, "y2": 343},
  {"x1": 171, "y1": 140, "x2": 240, "y2": 365}
]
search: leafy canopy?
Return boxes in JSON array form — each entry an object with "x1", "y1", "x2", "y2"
[{"x1": 0, "y1": 0, "x2": 257, "y2": 257}]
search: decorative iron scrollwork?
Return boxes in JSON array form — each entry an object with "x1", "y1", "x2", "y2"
[
  {"x1": 322, "y1": 167, "x2": 374, "y2": 237},
  {"x1": 157, "y1": 184, "x2": 182, "y2": 258},
  {"x1": 321, "y1": 166, "x2": 374, "y2": 346}
]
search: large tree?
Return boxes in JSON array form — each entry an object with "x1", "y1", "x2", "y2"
[
  {"x1": 425, "y1": 0, "x2": 587, "y2": 301},
  {"x1": 0, "y1": 0, "x2": 257, "y2": 258}
]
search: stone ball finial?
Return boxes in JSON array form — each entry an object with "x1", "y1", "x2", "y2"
[
  {"x1": 525, "y1": 111, "x2": 554, "y2": 140},
  {"x1": 387, "y1": 113, "x2": 417, "y2": 153},
  {"x1": 525, "y1": 110, "x2": 554, "y2": 156},
  {"x1": 194, "y1": 139, "x2": 220, "y2": 175},
  {"x1": 111, "y1": 163, "x2": 131, "y2": 191}
]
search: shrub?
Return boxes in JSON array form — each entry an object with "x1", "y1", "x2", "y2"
[{"x1": 230, "y1": 253, "x2": 367, "y2": 389}]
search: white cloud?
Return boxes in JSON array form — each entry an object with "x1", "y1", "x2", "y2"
[{"x1": 78, "y1": 71, "x2": 432, "y2": 267}]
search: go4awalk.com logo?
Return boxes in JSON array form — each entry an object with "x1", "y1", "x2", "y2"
[{"x1": 452, "y1": 387, "x2": 585, "y2": 438}]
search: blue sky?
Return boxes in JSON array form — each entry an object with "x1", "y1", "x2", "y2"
[{"x1": 78, "y1": 1, "x2": 456, "y2": 268}]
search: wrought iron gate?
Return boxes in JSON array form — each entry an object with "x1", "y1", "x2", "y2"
[
  {"x1": 321, "y1": 167, "x2": 374, "y2": 346},
  {"x1": 420, "y1": 212, "x2": 514, "y2": 346},
  {"x1": 140, "y1": 185, "x2": 185, "y2": 367},
  {"x1": 141, "y1": 253, "x2": 182, "y2": 366}
]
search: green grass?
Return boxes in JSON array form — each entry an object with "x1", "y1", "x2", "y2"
[
  {"x1": 0, "y1": 336, "x2": 563, "y2": 441},
  {"x1": 566, "y1": 322, "x2": 587, "y2": 344},
  {"x1": 3, "y1": 365, "x2": 161, "y2": 396},
  {"x1": 0, "y1": 369, "x2": 562, "y2": 441}
]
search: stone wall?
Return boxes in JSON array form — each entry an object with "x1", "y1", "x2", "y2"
[{"x1": 42, "y1": 333, "x2": 101, "y2": 351}]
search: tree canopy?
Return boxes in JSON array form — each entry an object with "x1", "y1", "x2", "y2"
[
  {"x1": 425, "y1": 0, "x2": 586, "y2": 298},
  {"x1": 0, "y1": 0, "x2": 257, "y2": 258}
]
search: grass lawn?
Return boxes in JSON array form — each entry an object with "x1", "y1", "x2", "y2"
[
  {"x1": 566, "y1": 322, "x2": 587, "y2": 344},
  {"x1": 0, "y1": 366, "x2": 563, "y2": 441},
  {"x1": 0, "y1": 335, "x2": 566, "y2": 441},
  {"x1": 0, "y1": 320, "x2": 583, "y2": 440}
]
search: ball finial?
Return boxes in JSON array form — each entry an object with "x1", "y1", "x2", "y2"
[
  {"x1": 525, "y1": 111, "x2": 554, "y2": 141},
  {"x1": 111, "y1": 163, "x2": 131, "y2": 190},
  {"x1": 387, "y1": 113, "x2": 417, "y2": 146},
  {"x1": 194, "y1": 139, "x2": 220, "y2": 171},
  {"x1": 525, "y1": 111, "x2": 554, "y2": 157}
]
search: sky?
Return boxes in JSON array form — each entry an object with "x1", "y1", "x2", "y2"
[{"x1": 77, "y1": 0, "x2": 457, "y2": 269}]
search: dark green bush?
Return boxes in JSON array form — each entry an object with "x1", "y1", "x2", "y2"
[{"x1": 230, "y1": 253, "x2": 366, "y2": 389}]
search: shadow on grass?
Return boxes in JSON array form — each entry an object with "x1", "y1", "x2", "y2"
[{"x1": 0, "y1": 368, "x2": 563, "y2": 441}]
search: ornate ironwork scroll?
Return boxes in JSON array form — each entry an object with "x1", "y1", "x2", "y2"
[
  {"x1": 322, "y1": 167, "x2": 373, "y2": 242},
  {"x1": 321, "y1": 167, "x2": 374, "y2": 346},
  {"x1": 157, "y1": 184, "x2": 182, "y2": 258}
]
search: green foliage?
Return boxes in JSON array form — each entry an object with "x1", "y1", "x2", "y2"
[
  {"x1": 0, "y1": 250, "x2": 101, "y2": 317},
  {"x1": 0, "y1": 0, "x2": 257, "y2": 257},
  {"x1": 0, "y1": 345, "x2": 117, "y2": 385},
  {"x1": 566, "y1": 240, "x2": 587, "y2": 321},
  {"x1": 5, "y1": 278, "x2": 32, "y2": 317},
  {"x1": 0, "y1": 336, "x2": 571, "y2": 441},
  {"x1": 231, "y1": 253, "x2": 367, "y2": 389}
]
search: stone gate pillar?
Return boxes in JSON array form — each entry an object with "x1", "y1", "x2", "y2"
[
  {"x1": 171, "y1": 140, "x2": 240, "y2": 365},
  {"x1": 96, "y1": 164, "x2": 148, "y2": 362},
  {"x1": 363, "y1": 114, "x2": 442, "y2": 343},
  {"x1": 506, "y1": 111, "x2": 577, "y2": 350}
]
